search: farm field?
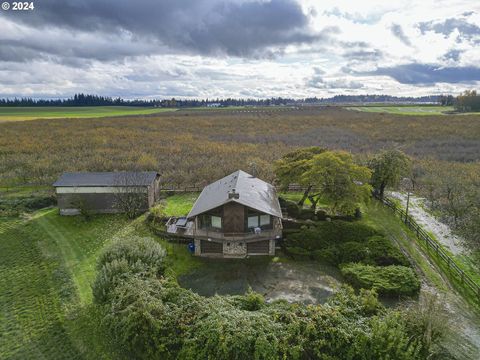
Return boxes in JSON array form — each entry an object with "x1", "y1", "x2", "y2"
[
  {"x1": 0, "y1": 106, "x2": 176, "y2": 122},
  {"x1": 346, "y1": 105, "x2": 455, "y2": 115}
]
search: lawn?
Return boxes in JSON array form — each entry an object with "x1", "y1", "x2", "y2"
[
  {"x1": 0, "y1": 106, "x2": 176, "y2": 122},
  {"x1": 0, "y1": 206, "x2": 201, "y2": 359},
  {"x1": 346, "y1": 105, "x2": 454, "y2": 115},
  {"x1": 161, "y1": 192, "x2": 199, "y2": 217}
]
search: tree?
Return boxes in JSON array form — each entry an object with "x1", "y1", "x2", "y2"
[
  {"x1": 368, "y1": 149, "x2": 411, "y2": 198},
  {"x1": 302, "y1": 151, "x2": 372, "y2": 215},
  {"x1": 113, "y1": 172, "x2": 150, "y2": 219},
  {"x1": 455, "y1": 89, "x2": 480, "y2": 112},
  {"x1": 274, "y1": 146, "x2": 326, "y2": 206}
]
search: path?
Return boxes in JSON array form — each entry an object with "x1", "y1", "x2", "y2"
[{"x1": 389, "y1": 191, "x2": 466, "y2": 255}]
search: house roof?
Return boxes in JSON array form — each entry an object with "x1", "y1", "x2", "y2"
[
  {"x1": 187, "y1": 170, "x2": 282, "y2": 218},
  {"x1": 53, "y1": 171, "x2": 159, "y2": 187}
]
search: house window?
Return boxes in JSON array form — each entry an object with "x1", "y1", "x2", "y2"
[
  {"x1": 248, "y1": 215, "x2": 259, "y2": 228},
  {"x1": 260, "y1": 214, "x2": 270, "y2": 226},
  {"x1": 211, "y1": 215, "x2": 222, "y2": 229},
  {"x1": 246, "y1": 210, "x2": 272, "y2": 230}
]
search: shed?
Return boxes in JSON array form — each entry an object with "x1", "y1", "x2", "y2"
[{"x1": 53, "y1": 171, "x2": 160, "y2": 215}]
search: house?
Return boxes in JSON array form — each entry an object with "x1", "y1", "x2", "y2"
[
  {"x1": 53, "y1": 171, "x2": 160, "y2": 215},
  {"x1": 187, "y1": 170, "x2": 282, "y2": 258}
]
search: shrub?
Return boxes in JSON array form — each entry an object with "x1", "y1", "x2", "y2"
[
  {"x1": 179, "y1": 305, "x2": 286, "y2": 360},
  {"x1": 338, "y1": 241, "x2": 369, "y2": 264},
  {"x1": 103, "y1": 276, "x2": 182, "y2": 360},
  {"x1": 297, "y1": 208, "x2": 315, "y2": 220},
  {"x1": 285, "y1": 200, "x2": 300, "y2": 218},
  {"x1": 367, "y1": 236, "x2": 410, "y2": 266},
  {"x1": 341, "y1": 263, "x2": 420, "y2": 296},
  {"x1": 238, "y1": 288, "x2": 266, "y2": 311},
  {"x1": 92, "y1": 258, "x2": 151, "y2": 304},
  {"x1": 97, "y1": 236, "x2": 166, "y2": 275}
]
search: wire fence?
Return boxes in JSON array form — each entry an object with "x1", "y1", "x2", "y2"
[{"x1": 377, "y1": 194, "x2": 480, "y2": 302}]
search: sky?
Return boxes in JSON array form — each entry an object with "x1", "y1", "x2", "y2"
[{"x1": 0, "y1": 0, "x2": 479, "y2": 99}]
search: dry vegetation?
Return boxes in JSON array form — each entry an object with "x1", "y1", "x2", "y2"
[
  {"x1": 1, "y1": 106, "x2": 479, "y2": 246},
  {"x1": 1, "y1": 107, "x2": 479, "y2": 186}
]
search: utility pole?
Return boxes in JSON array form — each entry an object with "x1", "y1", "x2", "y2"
[{"x1": 405, "y1": 190, "x2": 410, "y2": 224}]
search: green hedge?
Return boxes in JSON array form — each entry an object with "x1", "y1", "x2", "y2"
[{"x1": 341, "y1": 263, "x2": 420, "y2": 296}]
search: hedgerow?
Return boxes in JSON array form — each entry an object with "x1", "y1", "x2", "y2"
[{"x1": 341, "y1": 263, "x2": 421, "y2": 296}]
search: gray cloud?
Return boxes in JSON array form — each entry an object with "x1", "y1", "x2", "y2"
[
  {"x1": 390, "y1": 23, "x2": 411, "y2": 46},
  {"x1": 418, "y1": 16, "x2": 480, "y2": 41},
  {"x1": 307, "y1": 68, "x2": 364, "y2": 89},
  {"x1": 5, "y1": 0, "x2": 322, "y2": 58},
  {"x1": 363, "y1": 63, "x2": 480, "y2": 84}
]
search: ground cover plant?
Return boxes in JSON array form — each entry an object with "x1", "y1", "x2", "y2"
[{"x1": 345, "y1": 105, "x2": 455, "y2": 115}]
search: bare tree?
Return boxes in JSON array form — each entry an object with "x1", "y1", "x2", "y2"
[{"x1": 113, "y1": 172, "x2": 149, "y2": 218}]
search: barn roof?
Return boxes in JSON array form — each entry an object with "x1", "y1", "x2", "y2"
[
  {"x1": 53, "y1": 171, "x2": 159, "y2": 187},
  {"x1": 187, "y1": 170, "x2": 282, "y2": 218}
]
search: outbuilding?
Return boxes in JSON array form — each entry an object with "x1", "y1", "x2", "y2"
[
  {"x1": 187, "y1": 170, "x2": 283, "y2": 258},
  {"x1": 53, "y1": 171, "x2": 160, "y2": 215}
]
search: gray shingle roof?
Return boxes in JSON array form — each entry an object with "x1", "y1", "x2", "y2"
[
  {"x1": 187, "y1": 170, "x2": 282, "y2": 218},
  {"x1": 53, "y1": 171, "x2": 159, "y2": 187}
]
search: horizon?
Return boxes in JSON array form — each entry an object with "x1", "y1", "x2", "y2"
[{"x1": 1, "y1": 0, "x2": 479, "y2": 99}]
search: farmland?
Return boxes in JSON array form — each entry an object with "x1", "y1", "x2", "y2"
[
  {"x1": 0, "y1": 106, "x2": 176, "y2": 122},
  {"x1": 346, "y1": 105, "x2": 455, "y2": 115},
  {"x1": 1, "y1": 106, "x2": 480, "y2": 358}
]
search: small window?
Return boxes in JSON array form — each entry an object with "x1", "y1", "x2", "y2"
[
  {"x1": 248, "y1": 216, "x2": 259, "y2": 228},
  {"x1": 211, "y1": 216, "x2": 222, "y2": 229},
  {"x1": 260, "y1": 214, "x2": 270, "y2": 226}
]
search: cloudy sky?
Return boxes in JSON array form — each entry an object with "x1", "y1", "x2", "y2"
[{"x1": 0, "y1": 0, "x2": 479, "y2": 99}]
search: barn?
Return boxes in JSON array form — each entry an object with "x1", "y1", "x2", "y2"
[
  {"x1": 53, "y1": 171, "x2": 160, "y2": 215},
  {"x1": 187, "y1": 170, "x2": 283, "y2": 258}
]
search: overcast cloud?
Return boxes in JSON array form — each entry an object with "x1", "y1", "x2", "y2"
[{"x1": 0, "y1": 0, "x2": 479, "y2": 98}]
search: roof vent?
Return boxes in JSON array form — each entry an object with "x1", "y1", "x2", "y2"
[{"x1": 228, "y1": 188, "x2": 240, "y2": 199}]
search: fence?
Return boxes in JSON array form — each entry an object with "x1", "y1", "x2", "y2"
[
  {"x1": 159, "y1": 184, "x2": 316, "y2": 193},
  {"x1": 377, "y1": 195, "x2": 480, "y2": 302}
]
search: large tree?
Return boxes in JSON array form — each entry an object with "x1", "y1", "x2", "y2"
[
  {"x1": 302, "y1": 151, "x2": 372, "y2": 215},
  {"x1": 368, "y1": 149, "x2": 411, "y2": 198},
  {"x1": 274, "y1": 146, "x2": 326, "y2": 206}
]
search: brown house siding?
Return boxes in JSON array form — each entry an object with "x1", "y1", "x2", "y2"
[{"x1": 222, "y1": 202, "x2": 245, "y2": 233}]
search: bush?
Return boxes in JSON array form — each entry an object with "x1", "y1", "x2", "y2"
[
  {"x1": 367, "y1": 236, "x2": 410, "y2": 266},
  {"x1": 341, "y1": 263, "x2": 420, "y2": 296},
  {"x1": 338, "y1": 241, "x2": 369, "y2": 264},
  {"x1": 285, "y1": 200, "x2": 300, "y2": 218},
  {"x1": 92, "y1": 258, "x2": 151, "y2": 304},
  {"x1": 97, "y1": 236, "x2": 167, "y2": 275},
  {"x1": 297, "y1": 208, "x2": 315, "y2": 220}
]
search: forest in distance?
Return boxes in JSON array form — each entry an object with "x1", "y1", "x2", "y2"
[{"x1": 0, "y1": 106, "x2": 479, "y2": 250}]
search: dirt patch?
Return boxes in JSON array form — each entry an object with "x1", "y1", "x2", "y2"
[{"x1": 178, "y1": 258, "x2": 343, "y2": 304}]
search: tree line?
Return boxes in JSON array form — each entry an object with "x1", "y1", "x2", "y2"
[{"x1": 0, "y1": 93, "x2": 443, "y2": 107}]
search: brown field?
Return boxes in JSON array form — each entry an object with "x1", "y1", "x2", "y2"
[{"x1": 0, "y1": 106, "x2": 479, "y2": 188}]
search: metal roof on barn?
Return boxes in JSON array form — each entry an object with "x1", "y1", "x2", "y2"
[
  {"x1": 53, "y1": 171, "x2": 159, "y2": 187},
  {"x1": 187, "y1": 170, "x2": 282, "y2": 218}
]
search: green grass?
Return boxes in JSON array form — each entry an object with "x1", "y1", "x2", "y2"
[
  {"x1": 346, "y1": 105, "x2": 454, "y2": 115},
  {"x1": 0, "y1": 208, "x2": 151, "y2": 359},
  {"x1": 0, "y1": 106, "x2": 176, "y2": 122},
  {"x1": 0, "y1": 203, "x2": 203, "y2": 359},
  {"x1": 363, "y1": 202, "x2": 448, "y2": 291},
  {"x1": 162, "y1": 192, "x2": 199, "y2": 217}
]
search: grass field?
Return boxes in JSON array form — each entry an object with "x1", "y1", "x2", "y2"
[
  {"x1": 0, "y1": 203, "x2": 200, "y2": 359},
  {"x1": 346, "y1": 105, "x2": 455, "y2": 115},
  {"x1": 0, "y1": 106, "x2": 176, "y2": 122}
]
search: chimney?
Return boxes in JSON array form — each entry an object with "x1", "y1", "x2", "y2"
[{"x1": 228, "y1": 188, "x2": 240, "y2": 199}]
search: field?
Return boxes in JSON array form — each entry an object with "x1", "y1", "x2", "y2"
[
  {"x1": 346, "y1": 105, "x2": 455, "y2": 115},
  {"x1": 0, "y1": 106, "x2": 176, "y2": 122},
  {"x1": 1, "y1": 106, "x2": 480, "y2": 357}
]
